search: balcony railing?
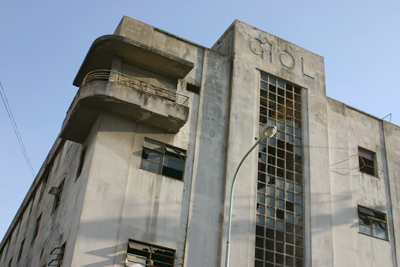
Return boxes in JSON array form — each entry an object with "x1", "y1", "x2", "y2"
[{"x1": 81, "y1": 69, "x2": 189, "y2": 106}]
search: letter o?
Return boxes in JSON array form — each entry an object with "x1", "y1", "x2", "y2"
[{"x1": 279, "y1": 51, "x2": 295, "y2": 70}]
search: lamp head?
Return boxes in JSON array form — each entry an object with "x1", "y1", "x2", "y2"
[{"x1": 260, "y1": 125, "x2": 277, "y2": 139}]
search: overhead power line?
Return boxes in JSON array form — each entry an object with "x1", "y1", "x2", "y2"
[{"x1": 0, "y1": 81, "x2": 35, "y2": 178}]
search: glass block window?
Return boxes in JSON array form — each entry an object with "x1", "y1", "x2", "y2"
[
  {"x1": 256, "y1": 73, "x2": 304, "y2": 267},
  {"x1": 140, "y1": 139, "x2": 186, "y2": 181}
]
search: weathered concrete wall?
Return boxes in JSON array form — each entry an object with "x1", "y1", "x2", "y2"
[
  {"x1": 385, "y1": 121, "x2": 400, "y2": 266},
  {"x1": 327, "y1": 99, "x2": 396, "y2": 266},
  {"x1": 0, "y1": 132, "x2": 95, "y2": 267}
]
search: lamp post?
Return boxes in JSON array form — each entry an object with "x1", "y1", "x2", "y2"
[{"x1": 224, "y1": 125, "x2": 277, "y2": 267}]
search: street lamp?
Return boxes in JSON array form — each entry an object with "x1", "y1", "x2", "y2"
[{"x1": 225, "y1": 125, "x2": 277, "y2": 267}]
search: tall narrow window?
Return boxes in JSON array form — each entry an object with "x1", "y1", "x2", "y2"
[
  {"x1": 32, "y1": 214, "x2": 42, "y2": 242},
  {"x1": 75, "y1": 147, "x2": 86, "y2": 180},
  {"x1": 126, "y1": 239, "x2": 176, "y2": 267},
  {"x1": 17, "y1": 239, "x2": 25, "y2": 261},
  {"x1": 140, "y1": 139, "x2": 186, "y2": 180},
  {"x1": 51, "y1": 180, "x2": 65, "y2": 212},
  {"x1": 256, "y1": 73, "x2": 304, "y2": 267},
  {"x1": 358, "y1": 147, "x2": 377, "y2": 176}
]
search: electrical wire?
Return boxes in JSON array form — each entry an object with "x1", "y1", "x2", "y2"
[{"x1": 0, "y1": 81, "x2": 35, "y2": 178}]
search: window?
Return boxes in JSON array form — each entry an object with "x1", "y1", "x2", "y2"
[
  {"x1": 32, "y1": 214, "x2": 42, "y2": 242},
  {"x1": 126, "y1": 239, "x2": 176, "y2": 267},
  {"x1": 358, "y1": 206, "x2": 387, "y2": 240},
  {"x1": 256, "y1": 73, "x2": 304, "y2": 267},
  {"x1": 17, "y1": 239, "x2": 25, "y2": 261},
  {"x1": 186, "y1": 83, "x2": 200, "y2": 94},
  {"x1": 358, "y1": 147, "x2": 377, "y2": 176},
  {"x1": 75, "y1": 147, "x2": 86, "y2": 180},
  {"x1": 52, "y1": 180, "x2": 65, "y2": 212},
  {"x1": 140, "y1": 139, "x2": 186, "y2": 180}
]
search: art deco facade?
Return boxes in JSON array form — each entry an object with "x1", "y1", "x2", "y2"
[{"x1": 1, "y1": 16, "x2": 400, "y2": 267}]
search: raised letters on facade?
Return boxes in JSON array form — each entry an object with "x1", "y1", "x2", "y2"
[{"x1": 250, "y1": 36, "x2": 314, "y2": 79}]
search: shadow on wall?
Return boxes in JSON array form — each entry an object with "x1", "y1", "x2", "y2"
[{"x1": 83, "y1": 245, "x2": 119, "y2": 267}]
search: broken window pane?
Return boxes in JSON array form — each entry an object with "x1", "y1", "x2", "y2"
[
  {"x1": 127, "y1": 239, "x2": 176, "y2": 267},
  {"x1": 258, "y1": 72, "x2": 304, "y2": 264},
  {"x1": 357, "y1": 205, "x2": 388, "y2": 240}
]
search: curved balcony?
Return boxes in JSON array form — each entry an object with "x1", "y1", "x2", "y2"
[
  {"x1": 82, "y1": 70, "x2": 189, "y2": 106},
  {"x1": 60, "y1": 70, "x2": 190, "y2": 143}
]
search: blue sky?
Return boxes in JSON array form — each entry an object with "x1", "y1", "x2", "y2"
[{"x1": 1, "y1": 0, "x2": 399, "y2": 239}]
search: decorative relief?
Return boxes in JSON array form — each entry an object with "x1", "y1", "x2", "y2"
[
  {"x1": 249, "y1": 35, "x2": 272, "y2": 62},
  {"x1": 249, "y1": 36, "x2": 315, "y2": 79}
]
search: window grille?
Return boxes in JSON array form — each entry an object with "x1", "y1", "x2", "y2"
[{"x1": 256, "y1": 73, "x2": 304, "y2": 267}]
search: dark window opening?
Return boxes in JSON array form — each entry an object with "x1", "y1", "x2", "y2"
[
  {"x1": 127, "y1": 239, "x2": 176, "y2": 267},
  {"x1": 32, "y1": 214, "x2": 42, "y2": 242},
  {"x1": 186, "y1": 83, "x2": 200, "y2": 94},
  {"x1": 52, "y1": 180, "x2": 65, "y2": 212},
  {"x1": 17, "y1": 239, "x2": 24, "y2": 261},
  {"x1": 75, "y1": 147, "x2": 86, "y2": 181},
  {"x1": 358, "y1": 147, "x2": 377, "y2": 176},
  {"x1": 140, "y1": 139, "x2": 186, "y2": 181},
  {"x1": 358, "y1": 206, "x2": 388, "y2": 240}
]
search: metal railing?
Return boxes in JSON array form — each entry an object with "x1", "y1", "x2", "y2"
[{"x1": 81, "y1": 69, "x2": 189, "y2": 106}]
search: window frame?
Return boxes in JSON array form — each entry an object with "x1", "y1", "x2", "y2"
[
  {"x1": 358, "y1": 147, "x2": 377, "y2": 177},
  {"x1": 140, "y1": 139, "x2": 186, "y2": 181},
  {"x1": 126, "y1": 239, "x2": 176, "y2": 267},
  {"x1": 358, "y1": 205, "x2": 388, "y2": 240}
]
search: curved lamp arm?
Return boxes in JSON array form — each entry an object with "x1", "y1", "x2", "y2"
[{"x1": 225, "y1": 125, "x2": 276, "y2": 267}]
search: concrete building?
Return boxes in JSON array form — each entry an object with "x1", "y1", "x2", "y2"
[{"x1": 1, "y1": 16, "x2": 399, "y2": 267}]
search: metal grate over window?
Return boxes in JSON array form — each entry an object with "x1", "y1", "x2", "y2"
[
  {"x1": 126, "y1": 239, "x2": 176, "y2": 267},
  {"x1": 256, "y1": 73, "x2": 304, "y2": 267}
]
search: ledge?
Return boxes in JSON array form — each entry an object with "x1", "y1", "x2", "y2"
[
  {"x1": 73, "y1": 35, "x2": 194, "y2": 87},
  {"x1": 61, "y1": 80, "x2": 189, "y2": 143}
]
